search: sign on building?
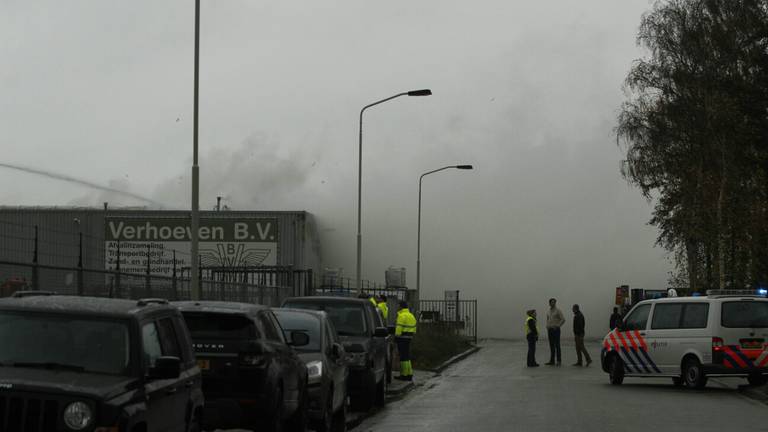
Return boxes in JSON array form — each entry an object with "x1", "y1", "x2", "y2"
[{"x1": 104, "y1": 217, "x2": 279, "y2": 276}]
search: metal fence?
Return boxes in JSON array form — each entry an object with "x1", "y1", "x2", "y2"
[{"x1": 417, "y1": 299, "x2": 478, "y2": 343}]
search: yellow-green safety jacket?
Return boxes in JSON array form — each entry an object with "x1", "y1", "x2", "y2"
[
  {"x1": 377, "y1": 301, "x2": 389, "y2": 321},
  {"x1": 396, "y1": 308, "x2": 417, "y2": 336},
  {"x1": 525, "y1": 316, "x2": 538, "y2": 337}
]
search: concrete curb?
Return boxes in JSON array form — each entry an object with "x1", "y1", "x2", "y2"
[
  {"x1": 430, "y1": 345, "x2": 482, "y2": 373},
  {"x1": 344, "y1": 380, "x2": 417, "y2": 430}
]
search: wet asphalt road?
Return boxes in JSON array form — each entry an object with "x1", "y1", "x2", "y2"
[{"x1": 355, "y1": 340, "x2": 768, "y2": 432}]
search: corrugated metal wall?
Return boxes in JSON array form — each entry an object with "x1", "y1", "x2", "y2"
[{"x1": 0, "y1": 208, "x2": 322, "y2": 292}]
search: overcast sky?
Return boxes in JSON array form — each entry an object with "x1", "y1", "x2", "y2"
[{"x1": 1, "y1": 0, "x2": 666, "y2": 337}]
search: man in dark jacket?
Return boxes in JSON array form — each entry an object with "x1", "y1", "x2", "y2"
[
  {"x1": 609, "y1": 307, "x2": 622, "y2": 330},
  {"x1": 572, "y1": 304, "x2": 592, "y2": 367}
]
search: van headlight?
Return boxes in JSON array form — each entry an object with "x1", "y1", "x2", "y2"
[
  {"x1": 307, "y1": 360, "x2": 323, "y2": 384},
  {"x1": 63, "y1": 401, "x2": 93, "y2": 430}
]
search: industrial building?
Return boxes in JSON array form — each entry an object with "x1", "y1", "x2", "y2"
[{"x1": 0, "y1": 207, "x2": 322, "y2": 300}]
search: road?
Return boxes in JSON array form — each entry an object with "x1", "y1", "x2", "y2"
[{"x1": 355, "y1": 340, "x2": 768, "y2": 432}]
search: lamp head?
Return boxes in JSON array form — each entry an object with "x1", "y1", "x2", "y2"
[
  {"x1": 455, "y1": 165, "x2": 473, "y2": 170},
  {"x1": 407, "y1": 89, "x2": 432, "y2": 97}
]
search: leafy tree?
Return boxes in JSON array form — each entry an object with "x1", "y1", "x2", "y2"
[{"x1": 617, "y1": 0, "x2": 768, "y2": 292}]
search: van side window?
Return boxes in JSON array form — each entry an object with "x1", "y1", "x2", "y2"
[
  {"x1": 624, "y1": 304, "x2": 651, "y2": 330},
  {"x1": 681, "y1": 303, "x2": 709, "y2": 329},
  {"x1": 651, "y1": 304, "x2": 684, "y2": 329}
]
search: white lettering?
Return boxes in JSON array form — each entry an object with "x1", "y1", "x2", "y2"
[
  {"x1": 109, "y1": 222, "x2": 124, "y2": 239},
  {"x1": 173, "y1": 226, "x2": 186, "y2": 240},
  {"x1": 199, "y1": 226, "x2": 210, "y2": 240},
  {"x1": 256, "y1": 223, "x2": 271, "y2": 240},
  {"x1": 212, "y1": 226, "x2": 224, "y2": 240},
  {"x1": 234, "y1": 222, "x2": 249, "y2": 240},
  {"x1": 159, "y1": 226, "x2": 172, "y2": 240},
  {"x1": 123, "y1": 226, "x2": 136, "y2": 239}
]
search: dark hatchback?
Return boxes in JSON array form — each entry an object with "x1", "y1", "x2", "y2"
[
  {"x1": 174, "y1": 301, "x2": 309, "y2": 432},
  {"x1": 281, "y1": 297, "x2": 391, "y2": 412},
  {"x1": 274, "y1": 309, "x2": 349, "y2": 432},
  {"x1": 0, "y1": 295, "x2": 203, "y2": 432}
]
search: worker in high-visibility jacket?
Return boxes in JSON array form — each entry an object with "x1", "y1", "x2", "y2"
[
  {"x1": 525, "y1": 309, "x2": 539, "y2": 367},
  {"x1": 395, "y1": 301, "x2": 417, "y2": 381},
  {"x1": 377, "y1": 295, "x2": 389, "y2": 321}
]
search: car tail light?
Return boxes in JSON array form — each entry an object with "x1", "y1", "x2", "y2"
[{"x1": 712, "y1": 337, "x2": 724, "y2": 352}]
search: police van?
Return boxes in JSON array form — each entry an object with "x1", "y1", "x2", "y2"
[{"x1": 601, "y1": 290, "x2": 768, "y2": 388}]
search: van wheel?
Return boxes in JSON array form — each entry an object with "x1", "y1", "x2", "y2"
[
  {"x1": 683, "y1": 357, "x2": 707, "y2": 389},
  {"x1": 672, "y1": 377, "x2": 684, "y2": 387},
  {"x1": 609, "y1": 356, "x2": 624, "y2": 385},
  {"x1": 748, "y1": 374, "x2": 768, "y2": 386}
]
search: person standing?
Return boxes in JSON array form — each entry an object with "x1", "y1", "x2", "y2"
[
  {"x1": 609, "y1": 307, "x2": 622, "y2": 330},
  {"x1": 525, "y1": 309, "x2": 539, "y2": 367},
  {"x1": 572, "y1": 304, "x2": 592, "y2": 367},
  {"x1": 395, "y1": 301, "x2": 417, "y2": 381},
  {"x1": 377, "y1": 295, "x2": 389, "y2": 321},
  {"x1": 545, "y1": 298, "x2": 565, "y2": 366}
]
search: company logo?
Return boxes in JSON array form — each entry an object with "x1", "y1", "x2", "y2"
[{"x1": 650, "y1": 341, "x2": 668, "y2": 349}]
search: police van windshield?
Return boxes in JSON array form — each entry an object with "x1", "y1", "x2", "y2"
[
  {"x1": 0, "y1": 312, "x2": 131, "y2": 375},
  {"x1": 722, "y1": 301, "x2": 768, "y2": 328}
]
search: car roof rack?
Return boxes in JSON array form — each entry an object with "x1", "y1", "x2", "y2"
[
  {"x1": 137, "y1": 298, "x2": 170, "y2": 307},
  {"x1": 706, "y1": 289, "x2": 764, "y2": 297},
  {"x1": 11, "y1": 290, "x2": 56, "y2": 298}
]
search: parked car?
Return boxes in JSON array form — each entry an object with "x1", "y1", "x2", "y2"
[
  {"x1": 174, "y1": 301, "x2": 309, "y2": 431},
  {"x1": 0, "y1": 294, "x2": 203, "y2": 432},
  {"x1": 281, "y1": 296, "x2": 392, "y2": 411},
  {"x1": 601, "y1": 290, "x2": 768, "y2": 388},
  {"x1": 274, "y1": 308, "x2": 349, "y2": 432}
]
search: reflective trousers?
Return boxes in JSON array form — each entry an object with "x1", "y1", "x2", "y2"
[{"x1": 396, "y1": 335, "x2": 413, "y2": 377}]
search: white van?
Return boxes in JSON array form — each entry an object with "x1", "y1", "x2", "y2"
[{"x1": 600, "y1": 291, "x2": 768, "y2": 388}]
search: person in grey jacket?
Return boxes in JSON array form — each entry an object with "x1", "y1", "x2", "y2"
[
  {"x1": 545, "y1": 298, "x2": 565, "y2": 366},
  {"x1": 572, "y1": 304, "x2": 592, "y2": 366}
]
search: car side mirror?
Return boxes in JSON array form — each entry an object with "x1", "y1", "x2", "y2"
[
  {"x1": 617, "y1": 321, "x2": 627, "y2": 331},
  {"x1": 374, "y1": 327, "x2": 388, "y2": 338},
  {"x1": 149, "y1": 356, "x2": 181, "y2": 380},
  {"x1": 290, "y1": 331, "x2": 310, "y2": 347},
  {"x1": 332, "y1": 342, "x2": 344, "y2": 359}
]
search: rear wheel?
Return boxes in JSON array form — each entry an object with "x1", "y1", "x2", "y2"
[
  {"x1": 285, "y1": 388, "x2": 308, "y2": 432},
  {"x1": 682, "y1": 357, "x2": 707, "y2": 389},
  {"x1": 266, "y1": 385, "x2": 285, "y2": 432},
  {"x1": 609, "y1": 355, "x2": 624, "y2": 385},
  {"x1": 748, "y1": 374, "x2": 768, "y2": 387},
  {"x1": 330, "y1": 399, "x2": 347, "y2": 432},
  {"x1": 374, "y1": 377, "x2": 387, "y2": 407},
  {"x1": 315, "y1": 389, "x2": 334, "y2": 432}
]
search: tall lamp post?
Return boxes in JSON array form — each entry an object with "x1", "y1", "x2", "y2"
[
  {"x1": 191, "y1": 0, "x2": 202, "y2": 301},
  {"x1": 417, "y1": 165, "x2": 473, "y2": 294},
  {"x1": 356, "y1": 89, "x2": 432, "y2": 296}
]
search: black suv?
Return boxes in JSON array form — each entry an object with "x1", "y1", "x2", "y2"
[
  {"x1": 0, "y1": 295, "x2": 203, "y2": 432},
  {"x1": 174, "y1": 301, "x2": 309, "y2": 432},
  {"x1": 281, "y1": 297, "x2": 392, "y2": 411}
]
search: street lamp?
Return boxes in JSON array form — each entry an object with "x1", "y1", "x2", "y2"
[
  {"x1": 356, "y1": 89, "x2": 432, "y2": 296},
  {"x1": 191, "y1": 0, "x2": 202, "y2": 300},
  {"x1": 417, "y1": 165, "x2": 473, "y2": 294}
]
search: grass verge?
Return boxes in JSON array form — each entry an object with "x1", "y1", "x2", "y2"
[{"x1": 411, "y1": 324, "x2": 473, "y2": 370}]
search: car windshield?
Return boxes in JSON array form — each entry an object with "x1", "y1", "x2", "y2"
[
  {"x1": 0, "y1": 311, "x2": 131, "y2": 375},
  {"x1": 722, "y1": 301, "x2": 768, "y2": 328},
  {"x1": 273, "y1": 310, "x2": 321, "y2": 352},
  {"x1": 283, "y1": 302, "x2": 367, "y2": 337},
  {"x1": 182, "y1": 312, "x2": 256, "y2": 340}
]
